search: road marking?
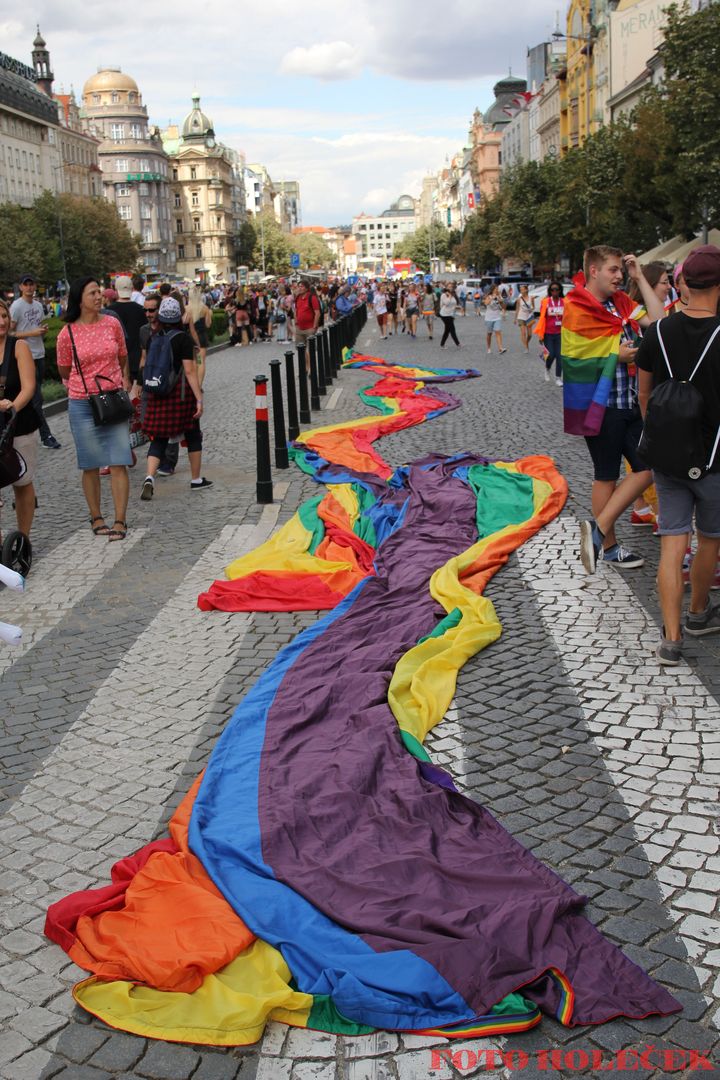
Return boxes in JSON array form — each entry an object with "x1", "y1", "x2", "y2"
[
  {"x1": 0, "y1": 527, "x2": 146, "y2": 679},
  {"x1": 517, "y1": 514, "x2": 718, "y2": 985},
  {"x1": 324, "y1": 387, "x2": 343, "y2": 410}
]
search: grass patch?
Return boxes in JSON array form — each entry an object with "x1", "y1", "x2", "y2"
[{"x1": 42, "y1": 380, "x2": 68, "y2": 404}]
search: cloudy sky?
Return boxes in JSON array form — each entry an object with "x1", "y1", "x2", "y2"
[{"x1": 4, "y1": 1, "x2": 561, "y2": 225}]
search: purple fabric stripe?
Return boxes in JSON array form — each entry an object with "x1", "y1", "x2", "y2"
[{"x1": 257, "y1": 459, "x2": 679, "y2": 1025}]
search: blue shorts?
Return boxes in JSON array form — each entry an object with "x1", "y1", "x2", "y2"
[
  {"x1": 654, "y1": 470, "x2": 720, "y2": 538},
  {"x1": 68, "y1": 397, "x2": 133, "y2": 470}
]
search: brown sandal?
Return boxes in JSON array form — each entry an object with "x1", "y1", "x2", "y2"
[
  {"x1": 108, "y1": 519, "x2": 127, "y2": 542},
  {"x1": 90, "y1": 516, "x2": 111, "y2": 536}
]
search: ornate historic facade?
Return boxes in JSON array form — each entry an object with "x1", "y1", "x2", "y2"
[{"x1": 81, "y1": 67, "x2": 175, "y2": 277}]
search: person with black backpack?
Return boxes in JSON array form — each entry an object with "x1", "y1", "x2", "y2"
[
  {"x1": 637, "y1": 245, "x2": 720, "y2": 665},
  {"x1": 139, "y1": 297, "x2": 211, "y2": 501}
]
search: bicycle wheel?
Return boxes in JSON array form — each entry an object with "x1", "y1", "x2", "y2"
[{"x1": 1, "y1": 531, "x2": 32, "y2": 578}]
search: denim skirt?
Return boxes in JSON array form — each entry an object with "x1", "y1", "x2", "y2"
[{"x1": 68, "y1": 397, "x2": 132, "y2": 470}]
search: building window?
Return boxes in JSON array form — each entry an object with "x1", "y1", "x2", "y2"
[
  {"x1": 219, "y1": 242, "x2": 225, "y2": 256},
  {"x1": 176, "y1": 218, "x2": 183, "y2": 233},
  {"x1": 143, "y1": 228, "x2": 153, "y2": 244},
  {"x1": 116, "y1": 184, "x2": 130, "y2": 196},
  {"x1": 141, "y1": 203, "x2": 151, "y2": 219},
  {"x1": 191, "y1": 191, "x2": 199, "y2": 207},
  {"x1": 139, "y1": 159, "x2": 150, "y2": 172},
  {"x1": 193, "y1": 217, "x2": 201, "y2": 231},
  {"x1": 190, "y1": 166, "x2": 197, "y2": 180},
  {"x1": 216, "y1": 216, "x2": 221, "y2": 228},
  {"x1": 178, "y1": 244, "x2": 185, "y2": 259},
  {"x1": 117, "y1": 159, "x2": 128, "y2": 171},
  {"x1": 93, "y1": 93, "x2": 100, "y2": 103},
  {"x1": 138, "y1": 182, "x2": 149, "y2": 195},
  {"x1": 118, "y1": 204, "x2": 132, "y2": 220},
  {"x1": 130, "y1": 123, "x2": 142, "y2": 139},
  {"x1": 128, "y1": 92, "x2": 136, "y2": 103},
  {"x1": 110, "y1": 123, "x2": 124, "y2": 141},
  {"x1": 195, "y1": 243, "x2": 202, "y2": 258},
  {"x1": 111, "y1": 91, "x2": 119, "y2": 103},
  {"x1": 174, "y1": 192, "x2": 181, "y2": 208},
  {"x1": 172, "y1": 167, "x2": 178, "y2": 181}
]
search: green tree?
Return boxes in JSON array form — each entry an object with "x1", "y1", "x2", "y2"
[
  {"x1": 0, "y1": 202, "x2": 53, "y2": 288},
  {"x1": 251, "y1": 210, "x2": 290, "y2": 275},
  {"x1": 292, "y1": 232, "x2": 333, "y2": 270},
  {"x1": 32, "y1": 192, "x2": 139, "y2": 283},
  {"x1": 393, "y1": 223, "x2": 453, "y2": 268},
  {"x1": 234, "y1": 220, "x2": 257, "y2": 267}
]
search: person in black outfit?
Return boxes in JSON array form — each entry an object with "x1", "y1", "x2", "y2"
[{"x1": 0, "y1": 298, "x2": 39, "y2": 538}]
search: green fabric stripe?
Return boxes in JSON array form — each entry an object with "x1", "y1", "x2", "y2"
[
  {"x1": 351, "y1": 483, "x2": 378, "y2": 548},
  {"x1": 307, "y1": 995, "x2": 375, "y2": 1035},
  {"x1": 562, "y1": 355, "x2": 618, "y2": 383},
  {"x1": 288, "y1": 446, "x2": 319, "y2": 477},
  {"x1": 401, "y1": 730, "x2": 432, "y2": 762},
  {"x1": 417, "y1": 607, "x2": 462, "y2": 645},
  {"x1": 467, "y1": 464, "x2": 536, "y2": 539},
  {"x1": 358, "y1": 385, "x2": 395, "y2": 415},
  {"x1": 297, "y1": 495, "x2": 326, "y2": 555}
]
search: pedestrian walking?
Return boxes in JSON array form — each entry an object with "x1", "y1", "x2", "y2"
[
  {"x1": 0, "y1": 298, "x2": 39, "y2": 540},
  {"x1": 572, "y1": 247, "x2": 664, "y2": 573},
  {"x1": 55, "y1": 277, "x2": 132, "y2": 540},
  {"x1": 106, "y1": 276, "x2": 147, "y2": 393},
  {"x1": 405, "y1": 284, "x2": 420, "y2": 338},
  {"x1": 9, "y1": 273, "x2": 61, "y2": 449},
  {"x1": 456, "y1": 282, "x2": 468, "y2": 316},
  {"x1": 534, "y1": 282, "x2": 564, "y2": 384},
  {"x1": 421, "y1": 284, "x2": 436, "y2": 340},
  {"x1": 294, "y1": 279, "x2": 321, "y2": 349},
  {"x1": 438, "y1": 286, "x2": 461, "y2": 348},
  {"x1": 139, "y1": 297, "x2": 211, "y2": 502},
  {"x1": 636, "y1": 245, "x2": 720, "y2": 664},
  {"x1": 185, "y1": 286, "x2": 212, "y2": 388},
  {"x1": 373, "y1": 285, "x2": 388, "y2": 339},
  {"x1": 483, "y1": 285, "x2": 507, "y2": 354},
  {"x1": 515, "y1": 284, "x2": 536, "y2": 351}
]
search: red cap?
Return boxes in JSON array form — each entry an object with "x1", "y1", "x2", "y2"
[{"x1": 683, "y1": 245, "x2": 720, "y2": 288}]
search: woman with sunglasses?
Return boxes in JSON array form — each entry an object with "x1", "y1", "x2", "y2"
[{"x1": 534, "y1": 281, "x2": 565, "y2": 384}]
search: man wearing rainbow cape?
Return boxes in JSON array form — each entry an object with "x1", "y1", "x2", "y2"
[{"x1": 560, "y1": 245, "x2": 664, "y2": 572}]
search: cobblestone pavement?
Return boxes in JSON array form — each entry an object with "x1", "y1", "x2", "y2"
[{"x1": 1, "y1": 312, "x2": 718, "y2": 1080}]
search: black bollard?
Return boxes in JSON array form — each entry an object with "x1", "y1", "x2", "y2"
[
  {"x1": 318, "y1": 327, "x2": 333, "y2": 387},
  {"x1": 322, "y1": 327, "x2": 334, "y2": 384},
  {"x1": 269, "y1": 359, "x2": 289, "y2": 469},
  {"x1": 308, "y1": 334, "x2": 321, "y2": 411},
  {"x1": 297, "y1": 342, "x2": 311, "y2": 425},
  {"x1": 284, "y1": 349, "x2": 300, "y2": 441},
  {"x1": 254, "y1": 375, "x2": 273, "y2": 503},
  {"x1": 331, "y1": 321, "x2": 340, "y2": 374}
]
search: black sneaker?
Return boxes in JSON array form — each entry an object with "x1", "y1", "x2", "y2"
[
  {"x1": 140, "y1": 477, "x2": 154, "y2": 501},
  {"x1": 685, "y1": 602, "x2": 720, "y2": 636},
  {"x1": 580, "y1": 518, "x2": 604, "y2": 574},
  {"x1": 190, "y1": 477, "x2": 213, "y2": 490},
  {"x1": 41, "y1": 435, "x2": 61, "y2": 449},
  {"x1": 656, "y1": 635, "x2": 683, "y2": 665}
]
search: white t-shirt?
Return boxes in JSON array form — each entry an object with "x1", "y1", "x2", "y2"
[
  {"x1": 484, "y1": 297, "x2": 503, "y2": 322},
  {"x1": 9, "y1": 297, "x2": 45, "y2": 359},
  {"x1": 439, "y1": 293, "x2": 457, "y2": 317},
  {"x1": 373, "y1": 293, "x2": 387, "y2": 315}
]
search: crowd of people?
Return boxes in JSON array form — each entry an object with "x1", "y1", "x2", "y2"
[{"x1": 4, "y1": 248, "x2": 720, "y2": 674}]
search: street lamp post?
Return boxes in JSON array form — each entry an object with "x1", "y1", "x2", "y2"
[{"x1": 51, "y1": 163, "x2": 69, "y2": 294}]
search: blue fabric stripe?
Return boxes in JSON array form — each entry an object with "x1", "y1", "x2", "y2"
[{"x1": 189, "y1": 580, "x2": 473, "y2": 1030}]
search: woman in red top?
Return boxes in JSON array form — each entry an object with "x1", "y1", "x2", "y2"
[
  {"x1": 534, "y1": 282, "x2": 565, "y2": 385},
  {"x1": 56, "y1": 277, "x2": 131, "y2": 540}
]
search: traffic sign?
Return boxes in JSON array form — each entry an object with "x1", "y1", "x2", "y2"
[
  {"x1": 290, "y1": 253, "x2": 300, "y2": 268},
  {"x1": 347, "y1": 274, "x2": 358, "y2": 286}
]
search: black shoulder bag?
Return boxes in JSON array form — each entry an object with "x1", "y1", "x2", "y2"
[{"x1": 67, "y1": 325, "x2": 133, "y2": 427}]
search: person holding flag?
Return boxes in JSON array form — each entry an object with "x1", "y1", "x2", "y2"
[{"x1": 564, "y1": 246, "x2": 664, "y2": 572}]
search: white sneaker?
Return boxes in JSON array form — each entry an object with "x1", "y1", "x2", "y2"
[
  {"x1": 555, "y1": 377, "x2": 563, "y2": 386},
  {"x1": 544, "y1": 369, "x2": 550, "y2": 382}
]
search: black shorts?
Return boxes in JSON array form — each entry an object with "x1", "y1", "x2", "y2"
[{"x1": 583, "y1": 406, "x2": 648, "y2": 482}]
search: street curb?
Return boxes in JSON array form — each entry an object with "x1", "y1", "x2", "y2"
[{"x1": 41, "y1": 338, "x2": 233, "y2": 418}]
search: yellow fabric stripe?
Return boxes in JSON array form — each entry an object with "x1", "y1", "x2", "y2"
[
  {"x1": 224, "y1": 512, "x2": 353, "y2": 583},
  {"x1": 562, "y1": 327, "x2": 619, "y2": 360},
  {"x1": 326, "y1": 484, "x2": 359, "y2": 525},
  {"x1": 72, "y1": 940, "x2": 313, "y2": 1047}
]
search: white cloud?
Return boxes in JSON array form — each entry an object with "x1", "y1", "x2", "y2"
[{"x1": 280, "y1": 41, "x2": 363, "y2": 81}]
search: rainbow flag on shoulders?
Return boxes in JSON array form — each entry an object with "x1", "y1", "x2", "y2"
[{"x1": 561, "y1": 285, "x2": 639, "y2": 436}]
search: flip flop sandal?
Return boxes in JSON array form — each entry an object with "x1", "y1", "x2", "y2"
[{"x1": 108, "y1": 520, "x2": 128, "y2": 542}]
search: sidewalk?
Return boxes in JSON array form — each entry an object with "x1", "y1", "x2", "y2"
[{"x1": 1, "y1": 316, "x2": 718, "y2": 1080}]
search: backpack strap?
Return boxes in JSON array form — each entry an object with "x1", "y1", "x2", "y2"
[
  {"x1": 689, "y1": 323, "x2": 720, "y2": 380},
  {"x1": 658, "y1": 318, "x2": 720, "y2": 380}
]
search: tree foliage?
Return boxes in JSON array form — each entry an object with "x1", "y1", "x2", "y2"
[
  {"x1": 251, "y1": 210, "x2": 291, "y2": 275},
  {"x1": 0, "y1": 193, "x2": 139, "y2": 289},
  {"x1": 452, "y1": 1, "x2": 720, "y2": 273},
  {"x1": 292, "y1": 232, "x2": 334, "y2": 270},
  {"x1": 393, "y1": 223, "x2": 456, "y2": 268}
]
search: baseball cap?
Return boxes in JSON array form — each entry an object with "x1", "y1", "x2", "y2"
[
  {"x1": 115, "y1": 275, "x2": 133, "y2": 298},
  {"x1": 103, "y1": 288, "x2": 118, "y2": 302},
  {"x1": 19, "y1": 273, "x2": 36, "y2": 284},
  {"x1": 158, "y1": 297, "x2": 182, "y2": 324},
  {"x1": 682, "y1": 245, "x2": 720, "y2": 288}
]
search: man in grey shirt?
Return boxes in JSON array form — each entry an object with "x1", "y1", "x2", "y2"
[{"x1": 9, "y1": 273, "x2": 60, "y2": 448}]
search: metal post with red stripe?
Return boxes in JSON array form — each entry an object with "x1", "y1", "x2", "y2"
[{"x1": 254, "y1": 374, "x2": 273, "y2": 504}]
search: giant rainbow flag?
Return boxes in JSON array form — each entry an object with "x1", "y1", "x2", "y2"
[
  {"x1": 561, "y1": 284, "x2": 640, "y2": 436},
  {"x1": 45, "y1": 352, "x2": 680, "y2": 1045}
]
